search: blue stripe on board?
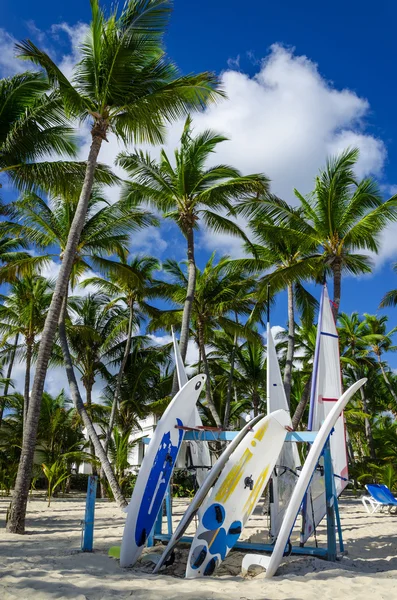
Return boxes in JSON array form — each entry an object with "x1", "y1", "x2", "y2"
[{"x1": 320, "y1": 331, "x2": 338, "y2": 339}]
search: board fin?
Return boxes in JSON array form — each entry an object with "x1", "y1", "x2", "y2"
[
  {"x1": 108, "y1": 546, "x2": 121, "y2": 559},
  {"x1": 241, "y1": 553, "x2": 271, "y2": 576}
]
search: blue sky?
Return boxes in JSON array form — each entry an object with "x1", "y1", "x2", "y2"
[{"x1": 1, "y1": 0, "x2": 397, "y2": 382}]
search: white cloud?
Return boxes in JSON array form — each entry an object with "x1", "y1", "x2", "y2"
[
  {"x1": 50, "y1": 22, "x2": 89, "y2": 81},
  {"x1": 184, "y1": 44, "x2": 387, "y2": 257},
  {"x1": 0, "y1": 28, "x2": 26, "y2": 76}
]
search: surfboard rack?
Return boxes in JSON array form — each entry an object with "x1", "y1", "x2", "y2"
[{"x1": 143, "y1": 430, "x2": 344, "y2": 562}]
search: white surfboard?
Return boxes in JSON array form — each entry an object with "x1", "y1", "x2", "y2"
[
  {"x1": 172, "y1": 329, "x2": 211, "y2": 487},
  {"x1": 185, "y1": 409, "x2": 290, "y2": 578},
  {"x1": 120, "y1": 374, "x2": 206, "y2": 568},
  {"x1": 301, "y1": 283, "x2": 347, "y2": 544},
  {"x1": 153, "y1": 413, "x2": 264, "y2": 573},
  {"x1": 243, "y1": 378, "x2": 366, "y2": 579},
  {"x1": 267, "y1": 324, "x2": 300, "y2": 540}
]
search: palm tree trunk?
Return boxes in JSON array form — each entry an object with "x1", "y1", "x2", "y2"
[
  {"x1": 7, "y1": 128, "x2": 105, "y2": 534},
  {"x1": 23, "y1": 339, "x2": 33, "y2": 429},
  {"x1": 283, "y1": 282, "x2": 294, "y2": 407},
  {"x1": 223, "y1": 332, "x2": 237, "y2": 429},
  {"x1": 0, "y1": 333, "x2": 19, "y2": 428},
  {"x1": 58, "y1": 298, "x2": 127, "y2": 508},
  {"x1": 172, "y1": 227, "x2": 196, "y2": 396},
  {"x1": 377, "y1": 355, "x2": 397, "y2": 405},
  {"x1": 101, "y1": 302, "x2": 135, "y2": 498},
  {"x1": 359, "y1": 385, "x2": 376, "y2": 459},
  {"x1": 332, "y1": 259, "x2": 342, "y2": 320},
  {"x1": 252, "y1": 390, "x2": 260, "y2": 417},
  {"x1": 197, "y1": 321, "x2": 221, "y2": 427},
  {"x1": 291, "y1": 373, "x2": 312, "y2": 430},
  {"x1": 105, "y1": 302, "x2": 134, "y2": 453}
]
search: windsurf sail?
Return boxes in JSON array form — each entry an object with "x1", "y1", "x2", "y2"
[
  {"x1": 172, "y1": 328, "x2": 211, "y2": 486},
  {"x1": 267, "y1": 322, "x2": 300, "y2": 540},
  {"x1": 300, "y1": 283, "x2": 348, "y2": 544}
]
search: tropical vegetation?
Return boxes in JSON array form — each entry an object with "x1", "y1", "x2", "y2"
[{"x1": 1, "y1": 0, "x2": 397, "y2": 537}]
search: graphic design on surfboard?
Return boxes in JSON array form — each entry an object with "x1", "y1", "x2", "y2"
[
  {"x1": 185, "y1": 409, "x2": 290, "y2": 578},
  {"x1": 120, "y1": 374, "x2": 206, "y2": 568},
  {"x1": 153, "y1": 413, "x2": 264, "y2": 573}
]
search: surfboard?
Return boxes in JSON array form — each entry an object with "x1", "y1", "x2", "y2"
[
  {"x1": 172, "y1": 329, "x2": 211, "y2": 487},
  {"x1": 267, "y1": 323, "x2": 300, "y2": 540},
  {"x1": 152, "y1": 413, "x2": 264, "y2": 573},
  {"x1": 185, "y1": 409, "x2": 290, "y2": 578},
  {"x1": 120, "y1": 373, "x2": 206, "y2": 568},
  {"x1": 301, "y1": 283, "x2": 347, "y2": 544},
  {"x1": 242, "y1": 378, "x2": 366, "y2": 579}
]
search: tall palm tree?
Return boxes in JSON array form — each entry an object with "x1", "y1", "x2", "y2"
[
  {"x1": 0, "y1": 71, "x2": 87, "y2": 197},
  {"x1": 338, "y1": 312, "x2": 377, "y2": 458},
  {"x1": 12, "y1": 189, "x2": 153, "y2": 502},
  {"x1": 119, "y1": 116, "x2": 269, "y2": 388},
  {"x1": 0, "y1": 276, "x2": 53, "y2": 425},
  {"x1": 362, "y1": 314, "x2": 397, "y2": 408},
  {"x1": 150, "y1": 255, "x2": 258, "y2": 425},
  {"x1": 244, "y1": 149, "x2": 397, "y2": 318},
  {"x1": 232, "y1": 208, "x2": 318, "y2": 406},
  {"x1": 8, "y1": 0, "x2": 222, "y2": 533},
  {"x1": 379, "y1": 267, "x2": 397, "y2": 312},
  {"x1": 81, "y1": 256, "x2": 161, "y2": 451}
]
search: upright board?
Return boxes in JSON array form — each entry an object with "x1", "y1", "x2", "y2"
[
  {"x1": 172, "y1": 329, "x2": 211, "y2": 487},
  {"x1": 153, "y1": 413, "x2": 264, "y2": 573},
  {"x1": 185, "y1": 409, "x2": 290, "y2": 578},
  {"x1": 120, "y1": 374, "x2": 206, "y2": 568},
  {"x1": 244, "y1": 378, "x2": 366, "y2": 579},
  {"x1": 301, "y1": 284, "x2": 347, "y2": 544},
  {"x1": 267, "y1": 324, "x2": 300, "y2": 540}
]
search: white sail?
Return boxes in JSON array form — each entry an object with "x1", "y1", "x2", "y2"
[
  {"x1": 172, "y1": 329, "x2": 211, "y2": 487},
  {"x1": 267, "y1": 323, "x2": 300, "y2": 539},
  {"x1": 300, "y1": 283, "x2": 348, "y2": 543}
]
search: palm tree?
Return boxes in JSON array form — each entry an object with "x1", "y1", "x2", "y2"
[
  {"x1": 362, "y1": 314, "x2": 397, "y2": 409},
  {"x1": 245, "y1": 149, "x2": 397, "y2": 318},
  {"x1": 12, "y1": 189, "x2": 153, "y2": 502},
  {"x1": 379, "y1": 264, "x2": 397, "y2": 310},
  {"x1": 232, "y1": 338, "x2": 267, "y2": 417},
  {"x1": 232, "y1": 208, "x2": 318, "y2": 406},
  {"x1": 150, "y1": 255, "x2": 258, "y2": 425},
  {"x1": 119, "y1": 116, "x2": 269, "y2": 389},
  {"x1": 0, "y1": 276, "x2": 53, "y2": 425},
  {"x1": 8, "y1": 0, "x2": 222, "y2": 533},
  {"x1": 81, "y1": 256, "x2": 161, "y2": 452},
  {"x1": 338, "y1": 312, "x2": 377, "y2": 458},
  {"x1": 0, "y1": 71, "x2": 87, "y2": 197}
]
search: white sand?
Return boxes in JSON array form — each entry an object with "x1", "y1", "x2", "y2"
[{"x1": 1, "y1": 492, "x2": 397, "y2": 599}]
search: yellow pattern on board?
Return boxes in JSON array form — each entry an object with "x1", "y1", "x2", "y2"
[
  {"x1": 253, "y1": 421, "x2": 269, "y2": 442},
  {"x1": 215, "y1": 448, "x2": 253, "y2": 504},
  {"x1": 214, "y1": 421, "x2": 269, "y2": 505},
  {"x1": 242, "y1": 465, "x2": 270, "y2": 522}
]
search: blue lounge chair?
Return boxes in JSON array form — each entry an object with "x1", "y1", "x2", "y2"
[{"x1": 362, "y1": 484, "x2": 397, "y2": 514}]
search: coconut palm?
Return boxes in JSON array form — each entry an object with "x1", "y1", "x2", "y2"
[
  {"x1": 232, "y1": 207, "x2": 318, "y2": 406},
  {"x1": 379, "y1": 264, "x2": 397, "y2": 309},
  {"x1": 362, "y1": 314, "x2": 397, "y2": 409},
  {"x1": 81, "y1": 256, "x2": 161, "y2": 450},
  {"x1": 119, "y1": 116, "x2": 269, "y2": 389},
  {"x1": 149, "y1": 255, "x2": 258, "y2": 425},
  {"x1": 242, "y1": 149, "x2": 397, "y2": 319},
  {"x1": 0, "y1": 71, "x2": 82, "y2": 196},
  {"x1": 338, "y1": 312, "x2": 378, "y2": 458},
  {"x1": 0, "y1": 276, "x2": 53, "y2": 425},
  {"x1": 8, "y1": 0, "x2": 222, "y2": 533}
]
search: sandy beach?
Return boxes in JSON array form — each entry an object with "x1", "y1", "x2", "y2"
[{"x1": 1, "y1": 492, "x2": 396, "y2": 600}]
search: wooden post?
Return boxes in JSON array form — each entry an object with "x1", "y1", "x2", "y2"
[{"x1": 81, "y1": 475, "x2": 97, "y2": 552}]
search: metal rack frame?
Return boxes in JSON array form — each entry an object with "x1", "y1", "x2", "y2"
[{"x1": 144, "y1": 429, "x2": 344, "y2": 561}]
